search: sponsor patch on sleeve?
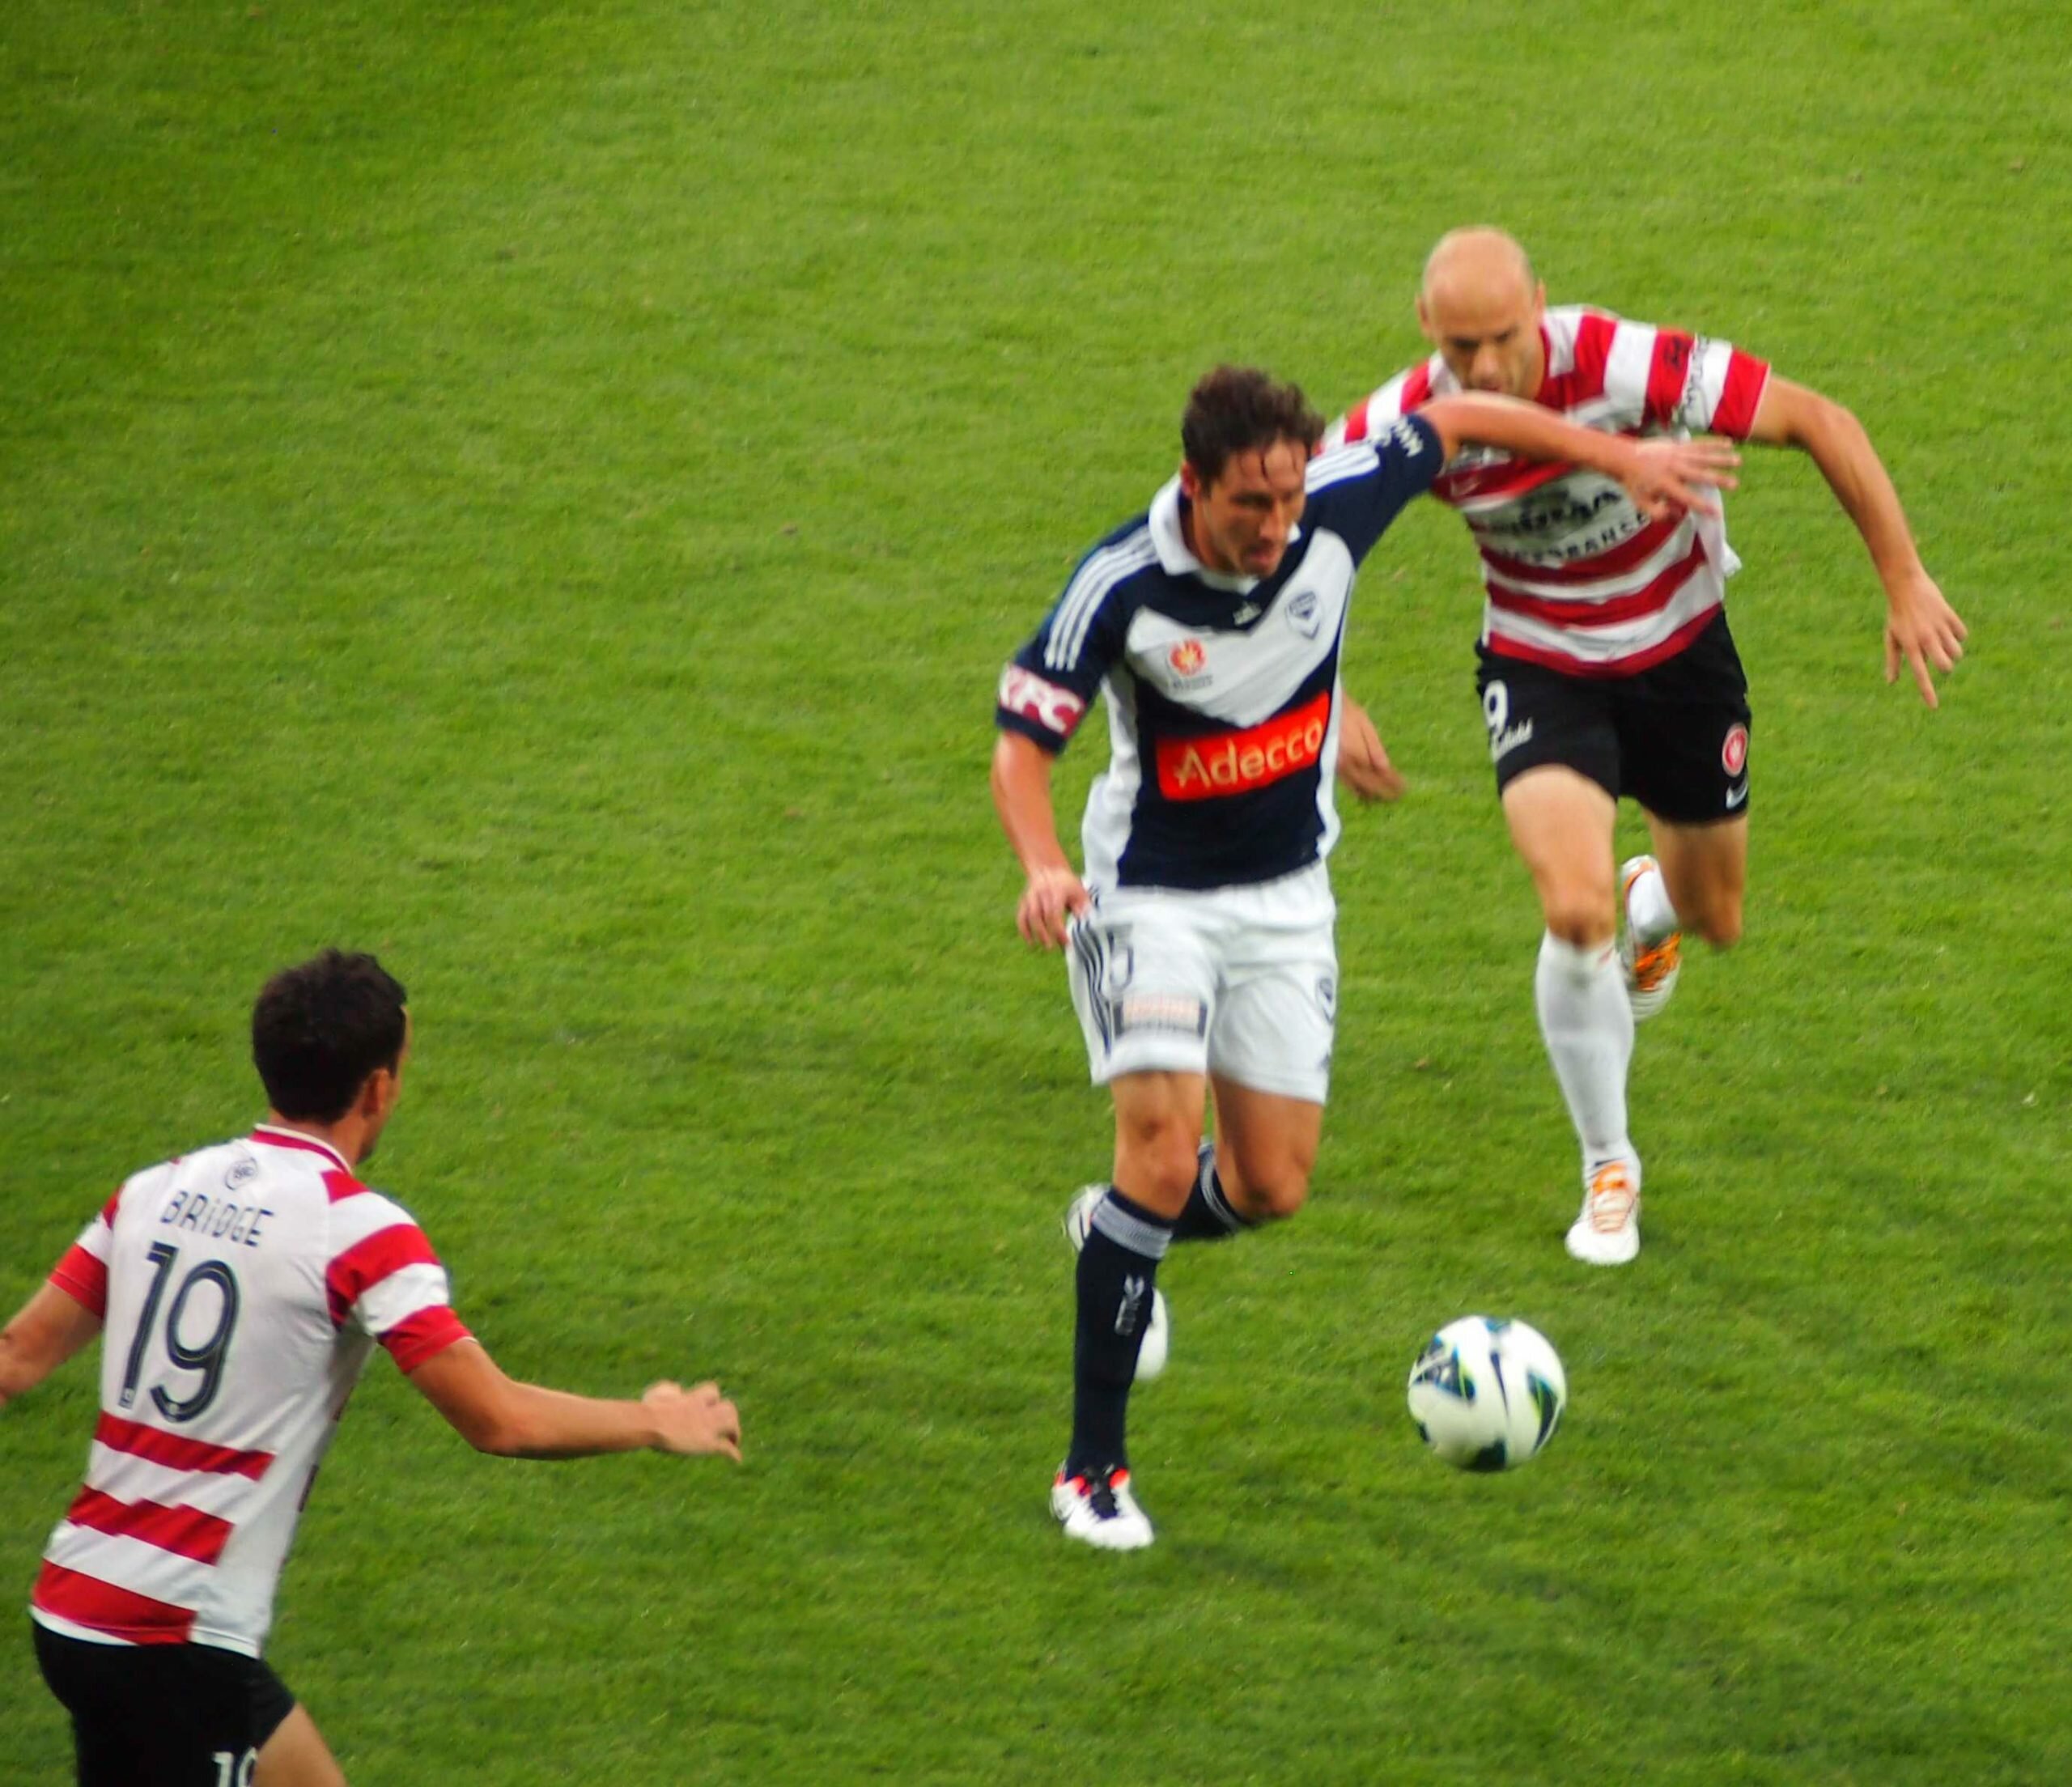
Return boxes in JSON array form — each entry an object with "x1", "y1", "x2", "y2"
[{"x1": 998, "y1": 665, "x2": 1089, "y2": 740}]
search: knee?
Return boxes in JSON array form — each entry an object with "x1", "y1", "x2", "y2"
[
  {"x1": 1241, "y1": 1172, "x2": 1311, "y2": 1222},
  {"x1": 1695, "y1": 906, "x2": 1743, "y2": 949},
  {"x1": 1543, "y1": 888, "x2": 1616, "y2": 949},
  {"x1": 1221, "y1": 1146, "x2": 1316, "y2": 1224},
  {"x1": 1115, "y1": 1114, "x2": 1203, "y2": 1209}
]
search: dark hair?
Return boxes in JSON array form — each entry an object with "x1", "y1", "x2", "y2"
[
  {"x1": 251, "y1": 950, "x2": 409, "y2": 1122},
  {"x1": 1180, "y1": 365, "x2": 1325, "y2": 487}
]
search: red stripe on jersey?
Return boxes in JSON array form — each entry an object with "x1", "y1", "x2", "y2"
[
  {"x1": 94, "y1": 1412, "x2": 275, "y2": 1481},
  {"x1": 66, "y1": 1487, "x2": 234, "y2": 1565},
  {"x1": 101, "y1": 1186, "x2": 123, "y2": 1227},
  {"x1": 1535, "y1": 312, "x2": 1615, "y2": 414},
  {"x1": 383, "y1": 1306, "x2": 473, "y2": 1373},
  {"x1": 1712, "y1": 352, "x2": 1770, "y2": 438},
  {"x1": 1645, "y1": 329, "x2": 1696, "y2": 426},
  {"x1": 49, "y1": 1246, "x2": 109, "y2": 1317},
  {"x1": 1341, "y1": 396, "x2": 1372, "y2": 444},
  {"x1": 326, "y1": 1223, "x2": 440, "y2": 1328},
  {"x1": 322, "y1": 1169, "x2": 371, "y2": 1205},
  {"x1": 249, "y1": 1127, "x2": 350, "y2": 1171},
  {"x1": 1485, "y1": 537, "x2": 1706, "y2": 629},
  {"x1": 1435, "y1": 457, "x2": 1575, "y2": 507},
  {"x1": 34, "y1": 1561, "x2": 195, "y2": 1645},
  {"x1": 1478, "y1": 513, "x2": 1684, "y2": 588},
  {"x1": 1401, "y1": 363, "x2": 1433, "y2": 410},
  {"x1": 1484, "y1": 601, "x2": 1722, "y2": 678}
]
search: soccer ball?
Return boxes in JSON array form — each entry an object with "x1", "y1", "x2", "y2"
[
  {"x1": 1406, "y1": 1315, "x2": 1566, "y2": 1471},
  {"x1": 1135, "y1": 1290, "x2": 1170, "y2": 1382}
]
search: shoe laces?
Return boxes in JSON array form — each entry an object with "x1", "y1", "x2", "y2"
[
  {"x1": 1629, "y1": 932, "x2": 1681, "y2": 990},
  {"x1": 1586, "y1": 1161, "x2": 1637, "y2": 1232}
]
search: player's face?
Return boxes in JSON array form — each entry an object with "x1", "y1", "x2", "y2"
[
  {"x1": 1181, "y1": 439, "x2": 1309, "y2": 580},
  {"x1": 1420, "y1": 275, "x2": 1546, "y2": 397}
]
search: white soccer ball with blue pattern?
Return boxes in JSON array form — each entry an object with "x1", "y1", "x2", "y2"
[{"x1": 1406, "y1": 1315, "x2": 1566, "y2": 1471}]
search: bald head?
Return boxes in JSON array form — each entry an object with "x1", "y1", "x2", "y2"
[
  {"x1": 1417, "y1": 227, "x2": 1546, "y2": 397},
  {"x1": 1421, "y1": 227, "x2": 1535, "y2": 309}
]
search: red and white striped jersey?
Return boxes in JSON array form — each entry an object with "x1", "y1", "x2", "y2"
[
  {"x1": 1325, "y1": 305, "x2": 1771, "y2": 675},
  {"x1": 30, "y1": 1126, "x2": 470, "y2": 1658}
]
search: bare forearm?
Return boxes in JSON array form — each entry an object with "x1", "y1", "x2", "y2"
[
  {"x1": 470, "y1": 1379, "x2": 664, "y2": 1459},
  {"x1": 0, "y1": 1283, "x2": 103, "y2": 1410},
  {"x1": 1793, "y1": 400, "x2": 1925, "y2": 586},
  {"x1": 991, "y1": 734, "x2": 1073, "y2": 876}
]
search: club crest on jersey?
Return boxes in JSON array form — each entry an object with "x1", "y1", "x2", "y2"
[
  {"x1": 1722, "y1": 724, "x2": 1749, "y2": 776},
  {"x1": 1168, "y1": 638, "x2": 1208, "y2": 677},
  {"x1": 1284, "y1": 590, "x2": 1322, "y2": 640}
]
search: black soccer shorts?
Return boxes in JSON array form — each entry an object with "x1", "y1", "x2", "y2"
[
  {"x1": 1473, "y1": 611, "x2": 1753, "y2": 824},
  {"x1": 33, "y1": 1621, "x2": 297, "y2": 1787}
]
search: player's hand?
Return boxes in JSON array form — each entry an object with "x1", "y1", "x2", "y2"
[
  {"x1": 643, "y1": 1380, "x2": 742, "y2": 1462},
  {"x1": 1335, "y1": 698, "x2": 1405, "y2": 803},
  {"x1": 1883, "y1": 567, "x2": 1968, "y2": 708},
  {"x1": 1017, "y1": 864, "x2": 1090, "y2": 950},
  {"x1": 1620, "y1": 435, "x2": 1740, "y2": 520}
]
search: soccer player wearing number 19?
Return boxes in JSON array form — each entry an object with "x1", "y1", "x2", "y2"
[
  {"x1": 992, "y1": 366, "x2": 1734, "y2": 1550},
  {"x1": 2, "y1": 950, "x2": 742, "y2": 1787}
]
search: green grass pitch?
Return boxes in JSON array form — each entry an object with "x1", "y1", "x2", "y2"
[{"x1": 4, "y1": 2, "x2": 2070, "y2": 1781}]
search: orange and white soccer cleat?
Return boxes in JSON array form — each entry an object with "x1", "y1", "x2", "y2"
[
  {"x1": 1619, "y1": 855, "x2": 1682, "y2": 1022},
  {"x1": 1565, "y1": 1155, "x2": 1641, "y2": 1267}
]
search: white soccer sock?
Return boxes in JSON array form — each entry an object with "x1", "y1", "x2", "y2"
[
  {"x1": 1535, "y1": 932, "x2": 1635, "y2": 1168},
  {"x1": 1627, "y1": 862, "x2": 1680, "y2": 947}
]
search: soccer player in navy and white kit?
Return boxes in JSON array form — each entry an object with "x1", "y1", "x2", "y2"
[
  {"x1": 2, "y1": 950, "x2": 742, "y2": 1786},
  {"x1": 1325, "y1": 228, "x2": 1968, "y2": 1266},
  {"x1": 993, "y1": 366, "x2": 1734, "y2": 1549}
]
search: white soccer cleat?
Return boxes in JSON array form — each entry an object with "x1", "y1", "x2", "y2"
[
  {"x1": 1618, "y1": 855, "x2": 1682, "y2": 1022},
  {"x1": 1063, "y1": 1186, "x2": 1168, "y2": 1382},
  {"x1": 1566, "y1": 1156, "x2": 1641, "y2": 1267},
  {"x1": 1051, "y1": 1464, "x2": 1155, "y2": 1551}
]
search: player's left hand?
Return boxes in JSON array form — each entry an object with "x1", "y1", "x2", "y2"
[
  {"x1": 1883, "y1": 567, "x2": 1968, "y2": 708},
  {"x1": 1621, "y1": 436, "x2": 1740, "y2": 520},
  {"x1": 1336, "y1": 698, "x2": 1405, "y2": 803}
]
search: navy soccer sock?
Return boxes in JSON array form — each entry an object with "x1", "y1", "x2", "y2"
[
  {"x1": 1066, "y1": 1187, "x2": 1173, "y2": 1479},
  {"x1": 1170, "y1": 1140, "x2": 1255, "y2": 1242}
]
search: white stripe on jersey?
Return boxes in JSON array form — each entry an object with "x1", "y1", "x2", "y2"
[
  {"x1": 1047, "y1": 531, "x2": 1157, "y2": 673},
  {"x1": 1306, "y1": 440, "x2": 1379, "y2": 492},
  {"x1": 355, "y1": 1259, "x2": 452, "y2": 1333},
  {"x1": 45, "y1": 1523, "x2": 213, "y2": 1611},
  {"x1": 1684, "y1": 337, "x2": 1737, "y2": 431}
]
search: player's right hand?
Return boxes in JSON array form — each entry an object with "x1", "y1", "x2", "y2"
[
  {"x1": 1622, "y1": 435, "x2": 1740, "y2": 520},
  {"x1": 1017, "y1": 865, "x2": 1090, "y2": 950},
  {"x1": 644, "y1": 1380, "x2": 743, "y2": 1461}
]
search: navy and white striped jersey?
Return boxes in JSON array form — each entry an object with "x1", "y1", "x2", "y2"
[{"x1": 996, "y1": 413, "x2": 1444, "y2": 890}]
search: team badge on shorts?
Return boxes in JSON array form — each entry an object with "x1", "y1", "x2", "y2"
[{"x1": 1722, "y1": 724, "x2": 1749, "y2": 777}]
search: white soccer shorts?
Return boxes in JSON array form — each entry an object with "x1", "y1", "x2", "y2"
[{"x1": 1064, "y1": 862, "x2": 1337, "y2": 1103}]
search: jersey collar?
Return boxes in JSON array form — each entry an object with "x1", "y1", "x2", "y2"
[
  {"x1": 249, "y1": 1124, "x2": 351, "y2": 1172},
  {"x1": 1149, "y1": 476, "x2": 1300, "y2": 596}
]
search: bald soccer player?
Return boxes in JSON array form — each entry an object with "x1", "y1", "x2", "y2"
[{"x1": 1326, "y1": 228, "x2": 1966, "y2": 1266}]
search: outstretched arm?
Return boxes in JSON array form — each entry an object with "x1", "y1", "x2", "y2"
[
  {"x1": 1419, "y1": 393, "x2": 1740, "y2": 520},
  {"x1": 0, "y1": 1282, "x2": 103, "y2": 1413},
  {"x1": 992, "y1": 731, "x2": 1090, "y2": 949},
  {"x1": 1746, "y1": 376, "x2": 1967, "y2": 707},
  {"x1": 408, "y1": 1338, "x2": 741, "y2": 1462}
]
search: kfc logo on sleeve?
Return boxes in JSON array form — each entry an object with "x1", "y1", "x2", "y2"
[{"x1": 999, "y1": 665, "x2": 1089, "y2": 740}]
